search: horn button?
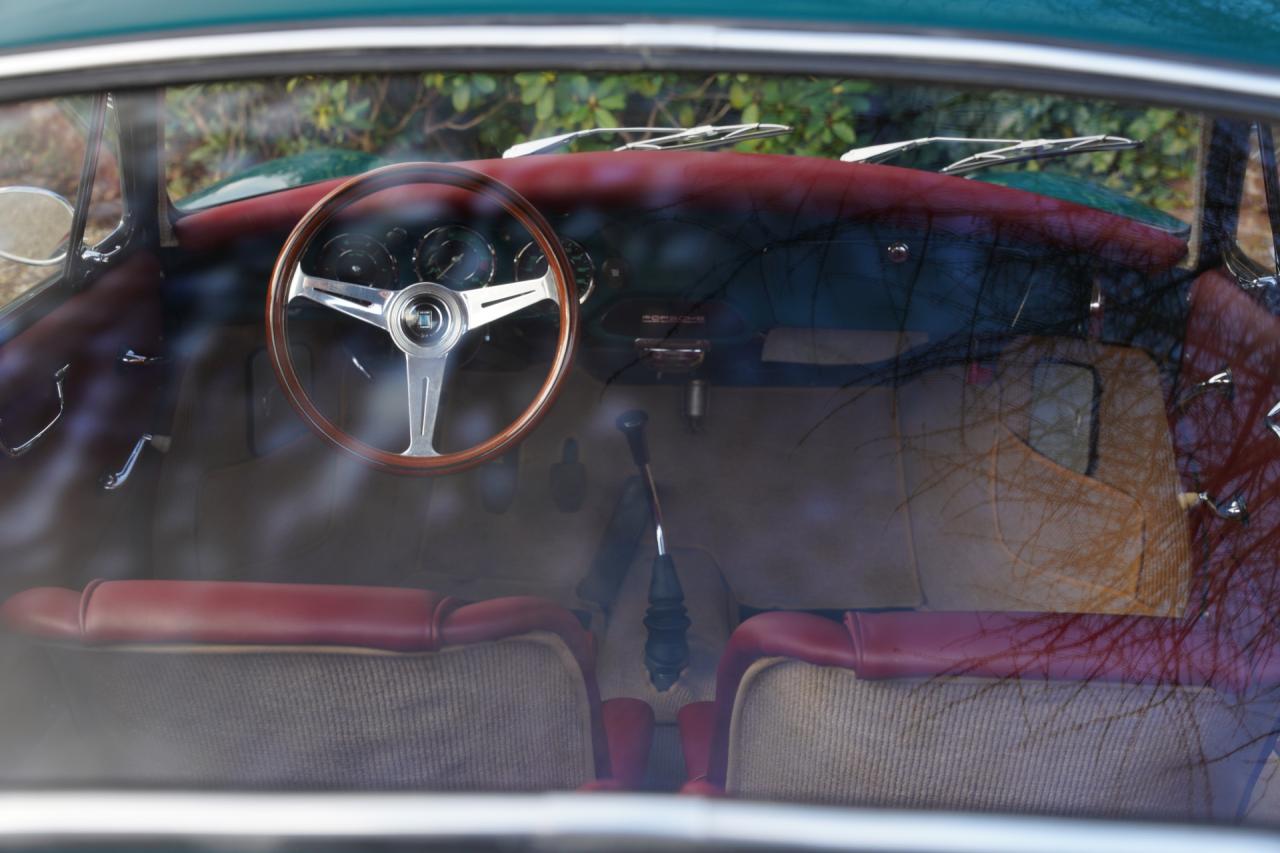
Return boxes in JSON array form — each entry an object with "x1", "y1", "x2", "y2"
[
  {"x1": 401, "y1": 296, "x2": 450, "y2": 345},
  {"x1": 387, "y1": 282, "x2": 466, "y2": 355}
]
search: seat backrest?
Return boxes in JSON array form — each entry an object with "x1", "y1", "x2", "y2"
[
  {"x1": 694, "y1": 610, "x2": 1272, "y2": 820},
  {"x1": 1, "y1": 580, "x2": 611, "y2": 791}
]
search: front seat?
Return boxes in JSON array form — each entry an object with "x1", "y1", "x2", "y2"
[
  {"x1": 677, "y1": 610, "x2": 1272, "y2": 820},
  {"x1": 0, "y1": 580, "x2": 653, "y2": 791}
]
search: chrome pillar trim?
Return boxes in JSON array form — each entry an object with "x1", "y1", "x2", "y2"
[
  {"x1": 0, "y1": 363, "x2": 69, "y2": 458},
  {"x1": 1, "y1": 23, "x2": 1280, "y2": 104},
  {"x1": 1267, "y1": 398, "x2": 1280, "y2": 440}
]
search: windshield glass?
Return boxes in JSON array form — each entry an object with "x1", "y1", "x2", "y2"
[
  {"x1": 166, "y1": 72, "x2": 1199, "y2": 231},
  {"x1": 7, "y1": 59, "x2": 1280, "y2": 839}
]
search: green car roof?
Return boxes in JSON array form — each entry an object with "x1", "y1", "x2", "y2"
[{"x1": 4, "y1": 0, "x2": 1280, "y2": 74}]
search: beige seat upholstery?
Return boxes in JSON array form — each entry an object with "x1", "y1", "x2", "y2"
[
  {"x1": 678, "y1": 610, "x2": 1273, "y2": 820},
  {"x1": 0, "y1": 580, "x2": 654, "y2": 791}
]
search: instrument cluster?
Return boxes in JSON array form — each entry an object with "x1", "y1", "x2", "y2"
[{"x1": 316, "y1": 223, "x2": 596, "y2": 306}]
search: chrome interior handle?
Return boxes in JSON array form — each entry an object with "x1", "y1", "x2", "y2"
[
  {"x1": 119, "y1": 348, "x2": 166, "y2": 367},
  {"x1": 0, "y1": 364, "x2": 70, "y2": 458},
  {"x1": 1175, "y1": 368, "x2": 1233, "y2": 411},
  {"x1": 1197, "y1": 491, "x2": 1249, "y2": 524},
  {"x1": 101, "y1": 434, "x2": 170, "y2": 491}
]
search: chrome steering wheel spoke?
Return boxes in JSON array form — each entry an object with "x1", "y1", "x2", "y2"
[
  {"x1": 288, "y1": 268, "x2": 394, "y2": 330},
  {"x1": 459, "y1": 273, "x2": 556, "y2": 330},
  {"x1": 404, "y1": 354, "x2": 447, "y2": 457}
]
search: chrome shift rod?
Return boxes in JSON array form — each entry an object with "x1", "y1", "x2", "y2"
[{"x1": 616, "y1": 410, "x2": 689, "y2": 691}]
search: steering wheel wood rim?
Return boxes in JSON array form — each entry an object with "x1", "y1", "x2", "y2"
[{"x1": 266, "y1": 162, "x2": 578, "y2": 476}]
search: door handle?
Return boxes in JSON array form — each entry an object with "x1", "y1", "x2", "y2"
[
  {"x1": 1179, "y1": 491, "x2": 1249, "y2": 524},
  {"x1": 101, "y1": 434, "x2": 170, "y2": 491},
  {"x1": 0, "y1": 364, "x2": 70, "y2": 458},
  {"x1": 1175, "y1": 368, "x2": 1233, "y2": 411},
  {"x1": 118, "y1": 348, "x2": 166, "y2": 367}
]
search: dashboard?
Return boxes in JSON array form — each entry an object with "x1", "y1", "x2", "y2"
[{"x1": 177, "y1": 151, "x2": 1191, "y2": 385}]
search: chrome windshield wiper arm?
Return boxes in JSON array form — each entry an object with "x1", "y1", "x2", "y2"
[
  {"x1": 939, "y1": 134, "x2": 1142, "y2": 175},
  {"x1": 839, "y1": 134, "x2": 1142, "y2": 173},
  {"x1": 504, "y1": 127, "x2": 681, "y2": 158},
  {"x1": 615, "y1": 123, "x2": 792, "y2": 151},
  {"x1": 839, "y1": 136, "x2": 1019, "y2": 164},
  {"x1": 502, "y1": 123, "x2": 792, "y2": 158}
]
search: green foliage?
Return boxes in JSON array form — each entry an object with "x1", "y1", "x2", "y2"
[{"x1": 163, "y1": 71, "x2": 1201, "y2": 218}]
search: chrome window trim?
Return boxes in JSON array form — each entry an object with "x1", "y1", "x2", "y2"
[
  {"x1": 0, "y1": 22, "x2": 1279, "y2": 112},
  {"x1": 0, "y1": 792, "x2": 1278, "y2": 852}
]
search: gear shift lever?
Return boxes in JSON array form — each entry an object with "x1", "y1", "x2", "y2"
[{"x1": 616, "y1": 409, "x2": 690, "y2": 691}]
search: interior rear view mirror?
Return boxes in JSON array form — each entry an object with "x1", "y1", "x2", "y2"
[{"x1": 0, "y1": 186, "x2": 74, "y2": 266}]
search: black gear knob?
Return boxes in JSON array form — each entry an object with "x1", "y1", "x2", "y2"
[{"x1": 616, "y1": 409, "x2": 650, "y2": 467}]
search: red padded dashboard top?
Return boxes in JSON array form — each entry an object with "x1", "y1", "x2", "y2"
[{"x1": 174, "y1": 151, "x2": 1188, "y2": 274}]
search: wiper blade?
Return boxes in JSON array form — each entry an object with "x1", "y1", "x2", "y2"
[
  {"x1": 839, "y1": 134, "x2": 1142, "y2": 174},
  {"x1": 502, "y1": 123, "x2": 792, "y2": 158},
  {"x1": 940, "y1": 134, "x2": 1142, "y2": 175},
  {"x1": 839, "y1": 136, "x2": 1018, "y2": 164}
]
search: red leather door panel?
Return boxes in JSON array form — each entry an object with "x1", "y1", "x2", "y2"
[
  {"x1": 0, "y1": 255, "x2": 163, "y2": 595},
  {"x1": 1174, "y1": 271, "x2": 1280, "y2": 652}
]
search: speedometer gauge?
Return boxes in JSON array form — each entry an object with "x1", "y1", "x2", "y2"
[
  {"x1": 317, "y1": 234, "x2": 398, "y2": 289},
  {"x1": 413, "y1": 225, "x2": 496, "y2": 288},
  {"x1": 514, "y1": 238, "x2": 595, "y2": 304}
]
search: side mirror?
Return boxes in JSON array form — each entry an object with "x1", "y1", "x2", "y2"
[{"x1": 0, "y1": 186, "x2": 74, "y2": 266}]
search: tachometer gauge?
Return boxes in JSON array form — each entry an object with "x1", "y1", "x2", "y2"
[
  {"x1": 317, "y1": 234, "x2": 398, "y2": 289},
  {"x1": 413, "y1": 225, "x2": 496, "y2": 288},
  {"x1": 514, "y1": 238, "x2": 595, "y2": 304}
]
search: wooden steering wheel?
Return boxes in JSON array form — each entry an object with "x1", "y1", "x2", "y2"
[{"x1": 266, "y1": 162, "x2": 578, "y2": 475}]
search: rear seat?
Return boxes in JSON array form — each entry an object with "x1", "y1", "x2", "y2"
[{"x1": 678, "y1": 610, "x2": 1275, "y2": 819}]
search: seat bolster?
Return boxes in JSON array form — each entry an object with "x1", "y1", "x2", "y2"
[
  {"x1": 704, "y1": 612, "x2": 858, "y2": 786},
  {"x1": 0, "y1": 587, "x2": 81, "y2": 639},
  {"x1": 714, "y1": 612, "x2": 858, "y2": 704},
  {"x1": 70, "y1": 580, "x2": 458, "y2": 651},
  {"x1": 442, "y1": 595, "x2": 596, "y2": 671},
  {"x1": 677, "y1": 700, "x2": 716, "y2": 784},
  {"x1": 599, "y1": 698, "x2": 655, "y2": 789},
  {"x1": 847, "y1": 610, "x2": 1244, "y2": 690}
]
